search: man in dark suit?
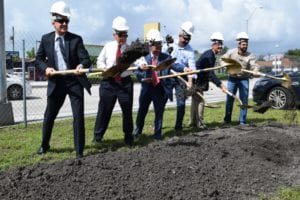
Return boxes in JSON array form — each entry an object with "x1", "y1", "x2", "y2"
[
  {"x1": 35, "y1": 1, "x2": 91, "y2": 158},
  {"x1": 133, "y1": 29, "x2": 190, "y2": 139}
]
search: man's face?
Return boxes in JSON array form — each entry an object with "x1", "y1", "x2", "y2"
[
  {"x1": 52, "y1": 15, "x2": 69, "y2": 35},
  {"x1": 212, "y1": 41, "x2": 223, "y2": 54},
  {"x1": 149, "y1": 41, "x2": 162, "y2": 56},
  {"x1": 238, "y1": 41, "x2": 248, "y2": 53},
  {"x1": 114, "y1": 31, "x2": 128, "y2": 46},
  {"x1": 178, "y1": 34, "x2": 191, "y2": 47}
]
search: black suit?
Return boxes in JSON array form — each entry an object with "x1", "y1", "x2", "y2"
[{"x1": 36, "y1": 31, "x2": 91, "y2": 156}]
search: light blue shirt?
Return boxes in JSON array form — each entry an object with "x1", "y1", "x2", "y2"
[
  {"x1": 163, "y1": 42, "x2": 196, "y2": 78},
  {"x1": 54, "y1": 35, "x2": 67, "y2": 71}
]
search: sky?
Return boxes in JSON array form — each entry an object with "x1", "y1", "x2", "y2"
[{"x1": 3, "y1": 0, "x2": 300, "y2": 57}]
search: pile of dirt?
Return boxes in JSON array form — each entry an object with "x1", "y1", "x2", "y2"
[{"x1": 0, "y1": 123, "x2": 299, "y2": 200}]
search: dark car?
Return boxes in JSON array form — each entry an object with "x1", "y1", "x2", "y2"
[{"x1": 252, "y1": 72, "x2": 300, "y2": 109}]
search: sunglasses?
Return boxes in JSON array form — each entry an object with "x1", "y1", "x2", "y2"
[
  {"x1": 55, "y1": 18, "x2": 70, "y2": 24},
  {"x1": 116, "y1": 32, "x2": 128, "y2": 38},
  {"x1": 181, "y1": 35, "x2": 191, "y2": 41}
]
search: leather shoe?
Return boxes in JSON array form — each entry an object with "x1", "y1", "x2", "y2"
[
  {"x1": 76, "y1": 153, "x2": 83, "y2": 159},
  {"x1": 36, "y1": 146, "x2": 50, "y2": 155},
  {"x1": 124, "y1": 134, "x2": 134, "y2": 146},
  {"x1": 132, "y1": 129, "x2": 141, "y2": 137},
  {"x1": 92, "y1": 138, "x2": 102, "y2": 145}
]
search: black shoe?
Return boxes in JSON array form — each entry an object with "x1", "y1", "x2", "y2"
[
  {"x1": 92, "y1": 138, "x2": 102, "y2": 145},
  {"x1": 37, "y1": 146, "x2": 50, "y2": 155},
  {"x1": 132, "y1": 129, "x2": 141, "y2": 137},
  {"x1": 153, "y1": 133, "x2": 162, "y2": 140},
  {"x1": 76, "y1": 153, "x2": 83, "y2": 159},
  {"x1": 124, "y1": 134, "x2": 134, "y2": 146}
]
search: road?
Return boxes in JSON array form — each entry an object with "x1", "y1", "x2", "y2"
[{"x1": 10, "y1": 79, "x2": 258, "y2": 123}]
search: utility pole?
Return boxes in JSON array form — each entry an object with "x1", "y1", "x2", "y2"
[
  {"x1": 10, "y1": 26, "x2": 15, "y2": 52},
  {"x1": 0, "y1": 0, "x2": 15, "y2": 125},
  {"x1": 246, "y1": 6, "x2": 263, "y2": 34}
]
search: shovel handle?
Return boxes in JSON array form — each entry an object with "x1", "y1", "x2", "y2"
[
  {"x1": 224, "y1": 90, "x2": 243, "y2": 105},
  {"x1": 51, "y1": 67, "x2": 104, "y2": 75}
]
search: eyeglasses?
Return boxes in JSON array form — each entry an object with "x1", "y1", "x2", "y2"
[{"x1": 54, "y1": 18, "x2": 69, "y2": 24}]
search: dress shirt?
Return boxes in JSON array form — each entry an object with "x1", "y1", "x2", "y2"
[
  {"x1": 54, "y1": 34, "x2": 67, "y2": 71},
  {"x1": 164, "y1": 42, "x2": 196, "y2": 78},
  {"x1": 97, "y1": 40, "x2": 132, "y2": 77}
]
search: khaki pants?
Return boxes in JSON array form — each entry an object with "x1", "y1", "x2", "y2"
[{"x1": 189, "y1": 85, "x2": 205, "y2": 127}]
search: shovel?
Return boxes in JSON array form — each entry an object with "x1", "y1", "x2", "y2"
[
  {"x1": 170, "y1": 70, "x2": 220, "y2": 108},
  {"x1": 224, "y1": 89, "x2": 253, "y2": 109},
  {"x1": 50, "y1": 67, "x2": 106, "y2": 76},
  {"x1": 90, "y1": 57, "x2": 177, "y2": 78},
  {"x1": 221, "y1": 58, "x2": 292, "y2": 88},
  {"x1": 242, "y1": 69, "x2": 292, "y2": 88}
]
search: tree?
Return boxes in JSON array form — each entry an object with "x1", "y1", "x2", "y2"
[
  {"x1": 284, "y1": 48, "x2": 300, "y2": 57},
  {"x1": 26, "y1": 47, "x2": 35, "y2": 59}
]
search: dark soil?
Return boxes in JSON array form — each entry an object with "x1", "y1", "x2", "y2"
[{"x1": 1, "y1": 123, "x2": 300, "y2": 200}]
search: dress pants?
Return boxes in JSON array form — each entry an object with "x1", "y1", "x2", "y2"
[
  {"x1": 134, "y1": 84, "x2": 168, "y2": 138},
  {"x1": 190, "y1": 87, "x2": 205, "y2": 126},
  {"x1": 42, "y1": 77, "x2": 85, "y2": 155},
  {"x1": 94, "y1": 77, "x2": 133, "y2": 140}
]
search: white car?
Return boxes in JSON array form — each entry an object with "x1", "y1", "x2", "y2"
[{"x1": 6, "y1": 73, "x2": 32, "y2": 100}]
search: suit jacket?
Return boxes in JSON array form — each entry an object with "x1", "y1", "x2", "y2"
[
  {"x1": 136, "y1": 53, "x2": 185, "y2": 101},
  {"x1": 196, "y1": 49, "x2": 222, "y2": 91},
  {"x1": 36, "y1": 31, "x2": 92, "y2": 96}
]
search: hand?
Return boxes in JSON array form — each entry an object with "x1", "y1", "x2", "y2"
[
  {"x1": 220, "y1": 84, "x2": 227, "y2": 93},
  {"x1": 186, "y1": 78, "x2": 193, "y2": 89},
  {"x1": 252, "y1": 69, "x2": 261, "y2": 77},
  {"x1": 45, "y1": 67, "x2": 56, "y2": 76},
  {"x1": 184, "y1": 67, "x2": 193, "y2": 73},
  {"x1": 75, "y1": 64, "x2": 84, "y2": 75},
  {"x1": 140, "y1": 64, "x2": 150, "y2": 71}
]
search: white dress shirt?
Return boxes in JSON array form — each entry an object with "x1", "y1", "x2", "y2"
[{"x1": 97, "y1": 40, "x2": 132, "y2": 77}]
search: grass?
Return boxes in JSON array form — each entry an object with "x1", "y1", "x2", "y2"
[
  {"x1": 260, "y1": 187, "x2": 300, "y2": 200},
  {"x1": 0, "y1": 100, "x2": 299, "y2": 199}
]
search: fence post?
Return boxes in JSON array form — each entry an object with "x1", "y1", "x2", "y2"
[
  {"x1": 22, "y1": 39, "x2": 27, "y2": 127},
  {"x1": 0, "y1": 0, "x2": 14, "y2": 126}
]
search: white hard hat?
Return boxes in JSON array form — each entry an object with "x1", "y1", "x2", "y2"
[
  {"x1": 50, "y1": 1, "x2": 71, "y2": 18},
  {"x1": 180, "y1": 21, "x2": 194, "y2": 36},
  {"x1": 236, "y1": 32, "x2": 249, "y2": 41},
  {"x1": 146, "y1": 29, "x2": 163, "y2": 42},
  {"x1": 210, "y1": 32, "x2": 224, "y2": 41},
  {"x1": 112, "y1": 16, "x2": 129, "y2": 31}
]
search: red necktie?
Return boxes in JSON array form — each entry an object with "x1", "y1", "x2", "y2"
[
  {"x1": 151, "y1": 56, "x2": 160, "y2": 86},
  {"x1": 114, "y1": 44, "x2": 122, "y2": 83}
]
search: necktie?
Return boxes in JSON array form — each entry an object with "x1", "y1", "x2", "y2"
[
  {"x1": 151, "y1": 56, "x2": 160, "y2": 86},
  {"x1": 114, "y1": 44, "x2": 122, "y2": 84},
  {"x1": 57, "y1": 37, "x2": 67, "y2": 62}
]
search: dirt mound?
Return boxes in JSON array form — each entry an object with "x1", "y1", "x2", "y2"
[{"x1": 0, "y1": 123, "x2": 299, "y2": 200}]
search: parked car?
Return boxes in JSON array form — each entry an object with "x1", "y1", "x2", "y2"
[
  {"x1": 6, "y1": 73, "x2": 32, "y2": 100},
  {"x1": 252, "y1": 72, "x2": 300, "y2": 109}
]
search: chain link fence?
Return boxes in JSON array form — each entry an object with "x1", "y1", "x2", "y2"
[
  {"x1": 2, "y1": 30, "x2": 103, "y2": 126},
  {"x1": 1, "y1": 29, "x2": 300, "y2": 127}
]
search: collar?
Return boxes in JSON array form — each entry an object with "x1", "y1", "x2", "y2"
[{"x1": 55, "y1": 33, "x2": 65, "y2": 40}]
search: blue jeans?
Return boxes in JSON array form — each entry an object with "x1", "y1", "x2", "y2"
[
  {"x1": 173, "y1": 80, "x2": 186, "y2": 130},
  {"x1": 224, "y1": 77, "x2": 249, "y2": 124}
]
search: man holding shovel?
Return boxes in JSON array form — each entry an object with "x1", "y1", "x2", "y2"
[
  {"x1": 163, "y1": 21, "x2": 196, "y2": 133},
  {"x1": 133, "y1": 29, "x2": 190, "y2": 139},
  {"x1": 222, "y1": 32, "x2": 259, "y2": 125},
  {"x1": 189, "y1": 32, "x2": 227, "y2": 129},
  {"x1": 35, "y1": 1, "x2": 91, "y2": 158}
]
